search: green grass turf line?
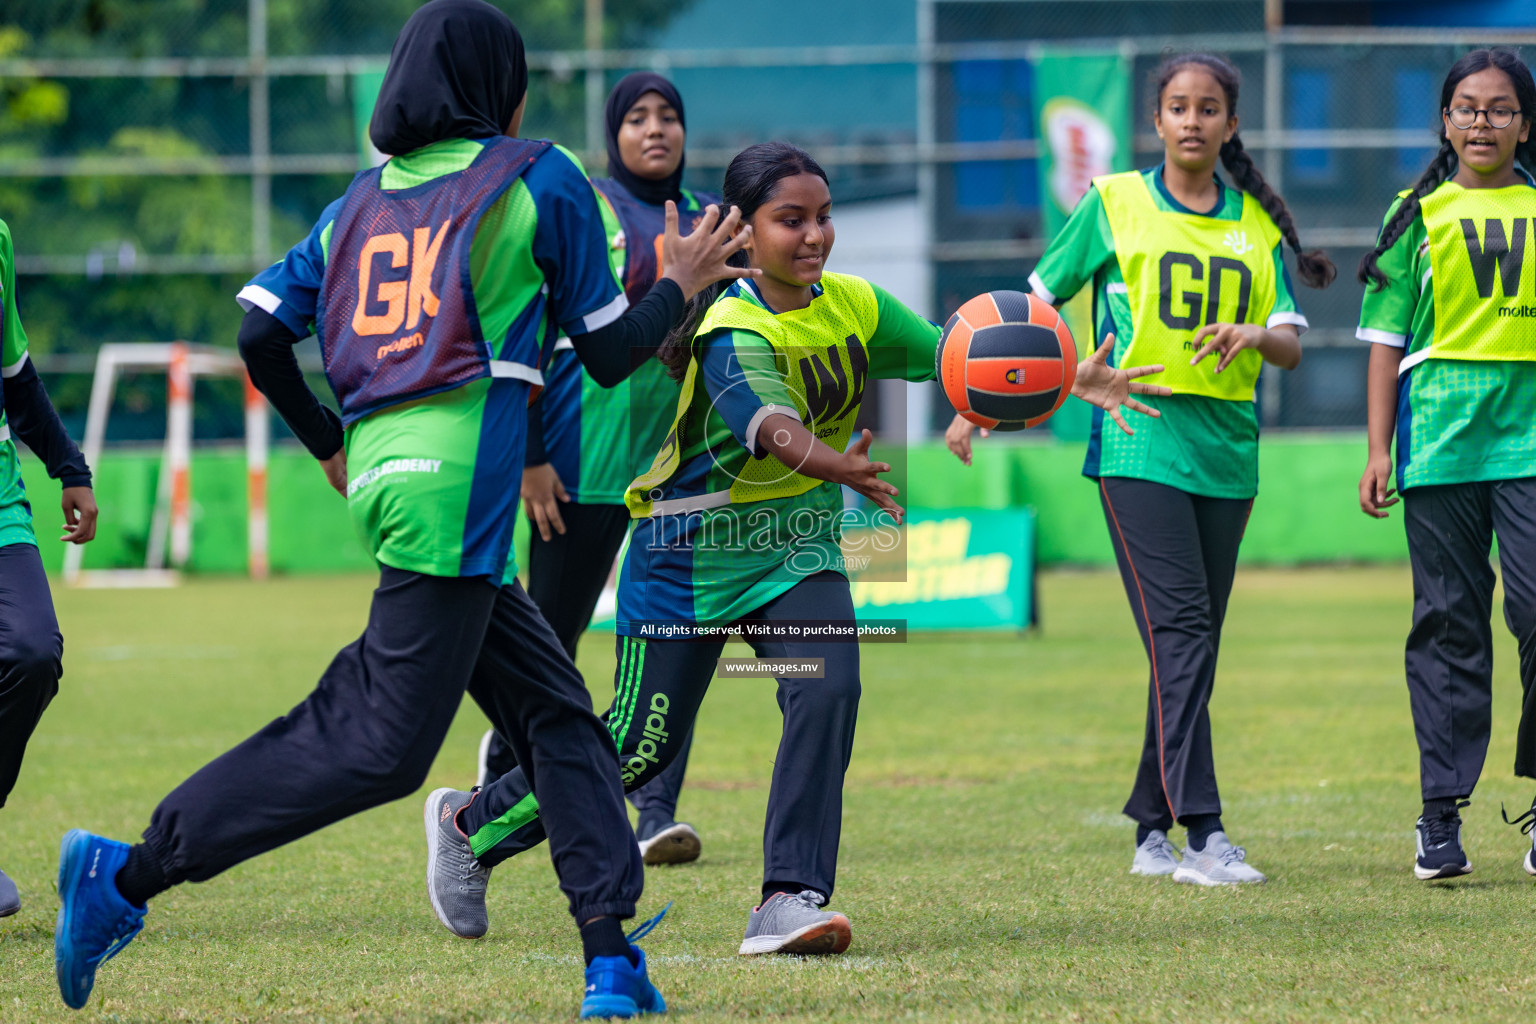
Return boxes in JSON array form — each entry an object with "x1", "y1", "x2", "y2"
[{"x1": 3, "y1": 568, "x2": 1535, "y2": 1021}]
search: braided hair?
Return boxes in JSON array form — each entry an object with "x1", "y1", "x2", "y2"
[
  {"x1": 1154, "y1": 53, "x2": 1336, "y2": 289},
  {"x1": 659, "y1": 141, "x2": 829, "y2": 380},
  {"x1": 1359, "y1": 48, "x2": 1536, "y2": 289}
]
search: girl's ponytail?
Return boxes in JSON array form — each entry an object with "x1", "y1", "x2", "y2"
[
  {"x1": 1357, "y1": 138, "x2": 1456, "y2": 290},
  {"x1": 1220, "y1": 133, "x2": 1336, "y2": 289}
]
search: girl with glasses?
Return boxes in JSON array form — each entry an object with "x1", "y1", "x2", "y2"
[{"x1": 1357, "y1": 47, "x2": 1536, "y2": 881}]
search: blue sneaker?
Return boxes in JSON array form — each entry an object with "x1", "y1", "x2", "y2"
[
  {"x1": 55, "y1": 830, "x2": 147, "y2": 1010},
  {"x1": 580, "y1": 905, "x2": 669, "y2": 1019}
]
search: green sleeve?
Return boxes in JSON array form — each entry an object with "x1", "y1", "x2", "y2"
[
  {"x1": 0, "y1": 222, "x2": 27, "y2": 370},
  {"x1": 1029, "y1": 184, "x2": 1115, "y2": 306},
  {"x1": 1357, "y1": 197, "x2": 1422, "y2": 344},
  {"x1": 866, "y1": 284, "x2": 940, "y2": 382},
  {"x1": 1266, "y1": 242, "x2": 1308, "y2": 330}
]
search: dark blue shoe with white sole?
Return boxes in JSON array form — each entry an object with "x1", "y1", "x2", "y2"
[
  {"x1": 580, "y1": 904, "x2": 669, "y2": 1019},
  {"x1": 1415, "y1": 803, "x2": 1472, "y2": 880},
  {"x1": 55, "y1": 830, "x2": 146, "y2": 1010}
]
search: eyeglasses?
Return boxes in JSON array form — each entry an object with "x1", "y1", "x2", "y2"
[{"x1": 1445, "y1": 105, "x2": 1523, "y2": 130}]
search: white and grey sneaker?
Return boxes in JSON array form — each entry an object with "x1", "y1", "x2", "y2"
[
  {"x1": 1130, "y1": 829, "x2": 1181, "y2": 876},
  {"x1": 738, "y1": 891, "x2": 851, "y2": 955},
  {"x1": 1501, "y1": 799, "x2": 1536, "y2": 877},
  {"x1": 0, "y1": 866, "x2": 18, "y2": 917},
  {"x1": 424, "y1": 788, "x2": 491, "y2": 938},
  {"x1": 1172, "y1": 831, "x2": 1267, "y2": 886},
  {"x1": 638, "y1": 822, "x2": 702, "y2": 866}
]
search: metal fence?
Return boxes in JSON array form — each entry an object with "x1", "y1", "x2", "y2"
[{"x1": 1, "y1": 1, "x2": 1531, "y2": 434}]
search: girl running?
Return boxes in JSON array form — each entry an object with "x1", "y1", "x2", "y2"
[
  {"x1": 53, "y1": 2, "x2": 751, "y2": 1017},
  {"x1": 431, "y1": 141, "x2": 1160, "y2": 955},
  {"x1": 1356, "y1": 48, "x2": 1536, "y2": 881},
  {"x1": 0, "y1": 217, "x2": 97, "y2": 921},
  {"x1": 481, "y1": 72, "x2": 720, "y2": 867},
  {"x1": 951, "y1": 52, "x2": 1332, "y2": 885}
]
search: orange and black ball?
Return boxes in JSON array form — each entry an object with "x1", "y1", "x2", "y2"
[{"x1": 937, "y1": 290, "x2": 1076, "y2": 431}]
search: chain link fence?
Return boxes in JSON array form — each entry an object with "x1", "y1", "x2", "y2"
[{"x1": 1, "y1": 1, "x2": 1530, "y2": 436}]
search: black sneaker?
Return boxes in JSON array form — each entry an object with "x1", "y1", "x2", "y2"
[
  {"x1": 1415, "y1": 801, "x2": 1472, "y2": 880},
  {"x1": 1500, "y1": 798, "x2": 1536, "y2": 877}
]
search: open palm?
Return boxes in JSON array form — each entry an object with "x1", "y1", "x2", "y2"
[{"x1": 1072, "y1": 335, "x2": 1172, "y2": 435}]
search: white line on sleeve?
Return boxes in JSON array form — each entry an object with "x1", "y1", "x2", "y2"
[{"x1": 1356, "y1": 327, "x2": 1408, "y2": 348}]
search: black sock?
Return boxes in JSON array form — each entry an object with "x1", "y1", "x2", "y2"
[
  {"x1": 580, "y1": 916, "x2": 637, "y2": 966},
  {"x1": 1135, "y1": 824, "x2": 1153, "y2": 847},
  {"x1": 114, "y1": 844, "x2": 168, "y2": 908},
  {"x1": 1180, "y1": 814, "x2": 1223, "y2": 852},
  {"x1": 1424, "y1": 797, "x2": 1462, "y2": 820}
]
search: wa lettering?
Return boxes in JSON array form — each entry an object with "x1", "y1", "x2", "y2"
[
  {"x1": 798, "y1": 335, "x2": 869, "y2": 427},
  {"x1": 353, "y1": 221, "x2": 450, "y2": 338},
  {"x1": 1461, "y1": 217, "x2": 1530, "y2": 299},
  {"x1": 1158, "y1": 251, "x2": 1253, "y2": 332}
]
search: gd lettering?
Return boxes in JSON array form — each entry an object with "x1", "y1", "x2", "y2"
[
  {"x1": 353, "y1": 221, "x2": 449, "y2": 338},
  {"x1": 1158, "y1": 251, "x2": 1253, "y2": 335}
]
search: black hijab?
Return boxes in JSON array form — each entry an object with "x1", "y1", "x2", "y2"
[
  {"x1": 369, "y1": 0, "x2": 528, "y2": 157},
  {"x1": 604, "y1": 72, "x2": 687, "y2": 206}
]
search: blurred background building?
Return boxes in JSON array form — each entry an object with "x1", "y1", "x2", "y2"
[{"x1": 2, "y1": 0, "x2": 1534, "y2": 446}]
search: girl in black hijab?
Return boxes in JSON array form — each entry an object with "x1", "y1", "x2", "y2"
[
  {"x1": 56, "y1": 3, "x2": 754, "y2": 1018},
  {"x1": 495, "y1": 72, "x2": 722, "y2": 870}
]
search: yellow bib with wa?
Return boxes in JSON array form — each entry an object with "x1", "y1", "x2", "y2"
[
  {"x1": 1096, "y1": 171, "x2": 1282, "y2": 402},
  {"x1": 1420, "y1": 181, "x2": 1536, "y2": 361},
  {"x1": 625, "y1": 272, "x2": 880, "y2": 517}
]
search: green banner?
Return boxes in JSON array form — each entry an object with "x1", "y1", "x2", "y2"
[
  {"x1": 1033, "y1": 49, "x2": 1131, "y2": 440},
  {"x1": 845, "y1": 508, "x2": 1035, "y2": 631},
  {"x1": 353, "y1": 68, "x2": 387, "y2": 169}
]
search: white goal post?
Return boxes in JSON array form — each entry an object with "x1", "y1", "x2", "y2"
[{"x1": 62, "y1": 342, "x2": 270, "y2": 586}]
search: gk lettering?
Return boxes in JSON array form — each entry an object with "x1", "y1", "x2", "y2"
[{"x1": 353, "y1": 222, "x2": 449, "y2": 337}]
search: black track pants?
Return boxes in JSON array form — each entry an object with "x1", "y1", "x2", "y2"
[
  {"x1": 1402, "y1": 479, "x2": 1536, "y2": 800},
  {"x1": 461, "y1": 571, "x2": 860, "y2": 902},
  {"x1": 0, "y1": 542, "x2": 62, "y2": 808},
  {"x1": 1098, "y1": 477, "x2": 1252, "y2": 832},
  {"x1": 482, "y1": 500, "x2": 694, "y2": 825},
  {"x1": 141, "y1": 570, "x2": 642, "y2": 923}
]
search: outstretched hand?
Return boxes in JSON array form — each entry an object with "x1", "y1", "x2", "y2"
[
  {"x1": 660, "y1": 202, "x2": 761, "y2": 300},
  {"x1": 837, "y1": 429, "x2": 903, "y2": 522},
  {"x1": 945, "y1": 413, "x2": 989, "y2": 466},
  {"x1": 1072, "y1": 334, "x2": 1171, "y2": 436}
]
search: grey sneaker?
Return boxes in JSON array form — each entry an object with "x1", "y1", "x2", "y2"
[
  {"x1": 424, "y1": 788, "x2": 491, "y2": 938},
  {"x1": 638, "y1": 822, "x2": 701, "y2": 866},
  {"x1": 738, "y1": 891, "x2": 851, "y2": 955},
  {"x1": 1172, "y1": 831, "x2": 1267, "y2": 886},
  {"x1": 0, "y1": 866, "x2": 18, "y2": 917},
  {"x1": 1130, "y1": 829, "x2": 1181, "y2": 876}
]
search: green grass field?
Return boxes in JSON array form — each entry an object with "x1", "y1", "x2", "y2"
[{"x1": 2, "y1": 567, "x2": 1534, "y2": 1022}]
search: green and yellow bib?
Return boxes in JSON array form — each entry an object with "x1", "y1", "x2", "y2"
[
  {"x1": 626, "y1": 271, "x2": 879, "y2": 516},
  {"x1": 1418, "y1": 181, "x2": 1536, "y2": 364},
  {"x1": 1095, "y1": 170, "x2": 1283, "y2": 401}
]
